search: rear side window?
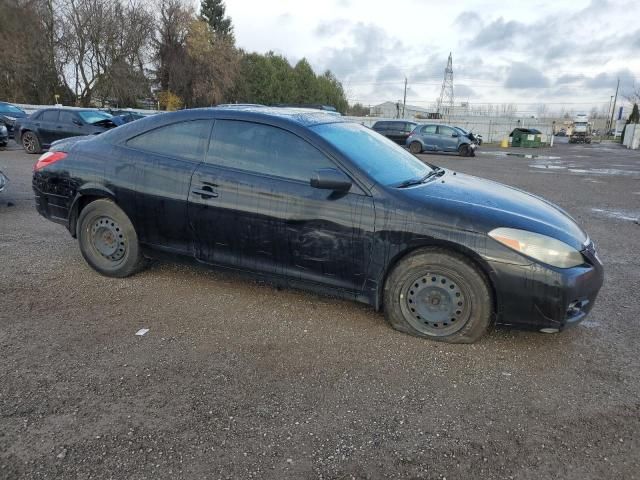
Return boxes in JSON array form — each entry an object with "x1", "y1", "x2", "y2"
[
  {"x1": 41, "y1": 110, "x2": 59, "y2": 122},
  {"x1": 58, "y1": 111, "x2": 76, "y2": 124},
  {"x1": 207, "y1": 120, "x2": 335, "y2": 182},
  {"x1": 373, "y1": 122, "x2": 388, "y2": 131},
  {"x1": 404, "y1": 123, "x2": 416, "y2": 133},
  {"x1": 126, "y1": 120, "x2": 211, "y2": 162},
  {"x1": 421, "y1": 125, "x2": 437, "y2": 134}
]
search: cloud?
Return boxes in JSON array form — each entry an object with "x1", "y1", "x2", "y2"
[
  {"x1": 316, "y1": 22, "x2": 406, "y2": 79},
  {"x1": 455, "y1": 84, "x2": 476, "y2": 99},
  {"x1": 504, "y1": 63, "x2": 550, "y2": 89},
  {"x1": 471, "y1": 17, "x2": 526, "y2": 49}
]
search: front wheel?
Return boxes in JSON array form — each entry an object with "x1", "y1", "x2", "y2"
[
  {"x1": 383, "y1": 248, "x2": 492, "y2": 343},
  {"x1": 77, "y1": 198, "x2": 146, "y2": 277},
  {"x1": 22, "y1": 131, "x2": 42, "y2": 154},
  {"x1": 458, "y1": 144, "x2": 472, "y2": 157}
]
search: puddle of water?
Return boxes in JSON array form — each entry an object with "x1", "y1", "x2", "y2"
[
  {"x1": 529, "y1": 164, "x2": 565, "y2": 170},
  {"x1": 569, "y1": 168, "x2": 640, "y2": 176},
  {"x1": 480, "y1": 151, "x2": 561, "y2": 160},
  {"x1": 591, "y1": 208, "x2": 639, "y2": 222}
]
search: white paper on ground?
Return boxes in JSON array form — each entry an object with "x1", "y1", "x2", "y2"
[{"x1": 135, "y1": 328, "x2": 149, "y2": 336}]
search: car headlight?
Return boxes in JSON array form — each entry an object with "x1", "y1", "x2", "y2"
[{"x1": 489, "y1": 227, "x2": 584, "y2": 268}]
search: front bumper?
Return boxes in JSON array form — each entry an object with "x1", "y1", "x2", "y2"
[{"x1": 488, "y1": 244, "x2": 604, "y2": 331}]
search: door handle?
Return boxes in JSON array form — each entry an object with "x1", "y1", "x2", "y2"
[{"x1": 192, "y1": 187, "x2": 218, "y2": 199}]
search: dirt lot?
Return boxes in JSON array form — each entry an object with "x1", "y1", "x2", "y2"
[{"x1": 1, "y1": 139, "x2": 639, "y2": 480}]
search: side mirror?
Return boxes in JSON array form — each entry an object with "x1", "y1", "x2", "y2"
[
  {"x1": 73, "y1": 119, "x2": 83, "y2": 126},
  {"x1": 452, "y1": 132, "x2": 459, "y2": 137},
  {"x1": 310, "y1": 168, "x2": 352, "y2": 192}
]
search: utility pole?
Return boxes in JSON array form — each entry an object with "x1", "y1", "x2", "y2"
[
  {"x1": 606, "y1": 95, "x2": 614, "y2": 130},
  {"x1": 402, "y1": 77, "x2": 407, "y2": 118},
  {"x1": 609, "y1": 78, "x2": 620, "y2": 135}
]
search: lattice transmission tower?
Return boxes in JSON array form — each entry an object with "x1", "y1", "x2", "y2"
[{"x1": 436, "y1": 52, "x2": 454, "y2": 118}]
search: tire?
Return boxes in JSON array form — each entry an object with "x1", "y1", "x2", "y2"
[
  {"x1": 22, "y1": 131, "x2": 42, "y2": 154},
  {"x1": 458, "y1": 144, "x2": 470, "y2": 157},
  {"x1": 77, "y1": 198, "x2": 146, "y2": 278},
  {"x1": 409, "y1": 141, "x2": 422, "y2": 154},
  {"x1": 383, "y1": 248, "x2": 492, "y2": 343}
]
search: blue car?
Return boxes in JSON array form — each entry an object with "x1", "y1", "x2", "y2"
[{"x1": 406, "y1": 123, "x2": 477, "y2": 157}]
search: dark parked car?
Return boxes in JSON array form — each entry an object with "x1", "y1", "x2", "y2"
[
  {"x1": 106, "y1": 109, "x2": 154, "y2": 124},
  {"x1": 0, "y1": 123, "x2": 8, "y2": 147},
  {"x1": 406, "y1": 123, "x2": 477, "y2": 156},
  {"x1": 18, "y1": 108, "x2": 122, "y2": 154},
  {"x1": 0, "y1": 101, "x2": 28, "y2": 139},
  {"x1": 372, "y1": 120, "x2": 418, "y2": 145},
  {"x1": 32, "y1": 107, "x2": 603, "y2": 343}
]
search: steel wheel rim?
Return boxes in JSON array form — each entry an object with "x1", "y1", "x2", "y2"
[
  {"x1": 90, "y1": 216, "x2": 126, "y2": 263},
  {"x1": 401, "y1": 271, "x2": 471, "y2": 336}
]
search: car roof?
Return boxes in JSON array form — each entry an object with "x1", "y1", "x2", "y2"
[{"x1": 193, "y1": 106, "x2": 349, "y2": 127}]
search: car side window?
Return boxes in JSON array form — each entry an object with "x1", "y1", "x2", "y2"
[
  {"x1": 404, "y1": 123, "x2": 415, "y2": 133},
  {"x1": 126, "y1": 120, "x2": 212, "y2": 162},
  {"x1": 41, "y1": 110, "x2": 59, "y2": 122},
  {"x1": 207, "y1": 120, "x2": 336, "y2": 183},
  {"x1": 58, "y1": 111, "x2": 76, "y2": 124},
  {"x1": 438, "y1": 126, "x2": 455, "y2": 137},
  {"x1": 421, "y1": 125, "x2": 437, "y2": 134},
  {"x1": 374, "y1": 122, "x2": 388, "y2": 131}
]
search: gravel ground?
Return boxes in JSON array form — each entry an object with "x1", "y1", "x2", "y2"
[{"x1": 1, "y1": 139, "x2": 639, "y2": 480}]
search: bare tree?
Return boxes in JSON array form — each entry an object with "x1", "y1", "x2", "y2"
[{"x1": 58, "y1": 0, "x2": 154, "y2": 106}]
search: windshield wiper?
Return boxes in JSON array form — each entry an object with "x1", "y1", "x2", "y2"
[{"x1": 395, "y1": 168, "x2": 444, "y2": 188}]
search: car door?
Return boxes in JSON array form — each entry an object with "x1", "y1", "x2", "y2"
[
  {"x1": 119, "y1": 119, "x2": 213, "y2": 253},
  {"x1": 56, "y1": 111, "x2": 82, "y2": 141},
  {"x1": 436, "y1": 125, "x2": 459, "y2": 152},
  {"x1": 189, "y1": 119, "x2": 375, "y2": 293},
  {"x1": 37, "y1": 110, "x2": 60, "y2": 145},
  {"x1": 419, "y1": 124, "x2": 438, "y2": 150}
]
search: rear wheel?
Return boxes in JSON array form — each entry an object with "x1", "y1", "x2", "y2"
[
  {"x1": 22, "y1": 131, "x2": 42, "y2": 154},
  {"x1": 409, "y1": 141, "x2": 422, "y2": 154},
  {"x1": 383, "y1": 248, "x2": 492, "y2": 343},
  {"x1": 77, "y1": 199, "x2": 146, "y2": 277}
]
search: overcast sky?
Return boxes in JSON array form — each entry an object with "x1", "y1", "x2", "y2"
[{"x1": 221, "y1": 0, "x2": 640, "y2": 114}]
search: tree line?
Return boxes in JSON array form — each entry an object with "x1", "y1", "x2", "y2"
[{"x1": 0, "y1": 0, "x2": 350, "y2": 113}]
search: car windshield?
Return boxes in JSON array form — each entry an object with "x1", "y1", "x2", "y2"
[
  {"x1": 78, "y1": 111, "x2": 113, "y2": 124},
  {"x1": 313, "y1": 122, "x2": 433, "y2": 186},
  {"x1": 0, "y1": 104, "x2": 25, "y2": 114}
]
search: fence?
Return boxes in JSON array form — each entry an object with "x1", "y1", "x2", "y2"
[{"x1": 343, "y1": 115, "x2": 554, "y2": 144}]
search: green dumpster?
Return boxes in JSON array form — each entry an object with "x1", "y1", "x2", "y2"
[{"x1": 510, "y1": 128, "x2": 543, "y2": 148}]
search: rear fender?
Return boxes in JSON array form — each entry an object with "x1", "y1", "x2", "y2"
[{"x1": 67, "y1": 184, "x2": 116, "y2": 237}]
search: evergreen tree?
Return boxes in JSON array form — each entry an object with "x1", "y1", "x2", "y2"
[
  {"x1": 630, "y1": 103, "x2": 640, "y2": 123},
  {"x1": 200, "y1": 0, "x2": 233, "y2": 38}
]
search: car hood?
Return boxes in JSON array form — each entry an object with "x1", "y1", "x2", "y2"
[
  {"x1": 0, "y1": 111, "x2": 27, "y2": 119},
  {"x1": 402, "y1": 170, "x2": 588, "y2": 250}
]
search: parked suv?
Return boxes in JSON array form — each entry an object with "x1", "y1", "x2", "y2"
[
  {"x1": 17, "y1": 108, "x2": 123, "y2": 154},
  {"x1": 372, "y1": 120, "x2": 418, "y2": 145},
  {"x1": 406, "y1": 124, "x2": 476, "y2": 157}
]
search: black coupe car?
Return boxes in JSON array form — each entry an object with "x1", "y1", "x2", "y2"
[
  {"x1": 17, "y1": 108, "x2": 122, "y2": 154},
  {"x1": 32, "y1": 106, "x2": 603, "y2": 343}
]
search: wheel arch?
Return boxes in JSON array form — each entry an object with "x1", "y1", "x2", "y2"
[
  {"x1": 376, "y1": 239, "x2": 498, "y2": 318},
  {"x1": 67, "y1": 186, "x2": 117, "y2": 237}
]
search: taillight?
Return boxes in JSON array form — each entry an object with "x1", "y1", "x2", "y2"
[{"x1": 34, "y1": 151, "x2": 67, "y2": 171}]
